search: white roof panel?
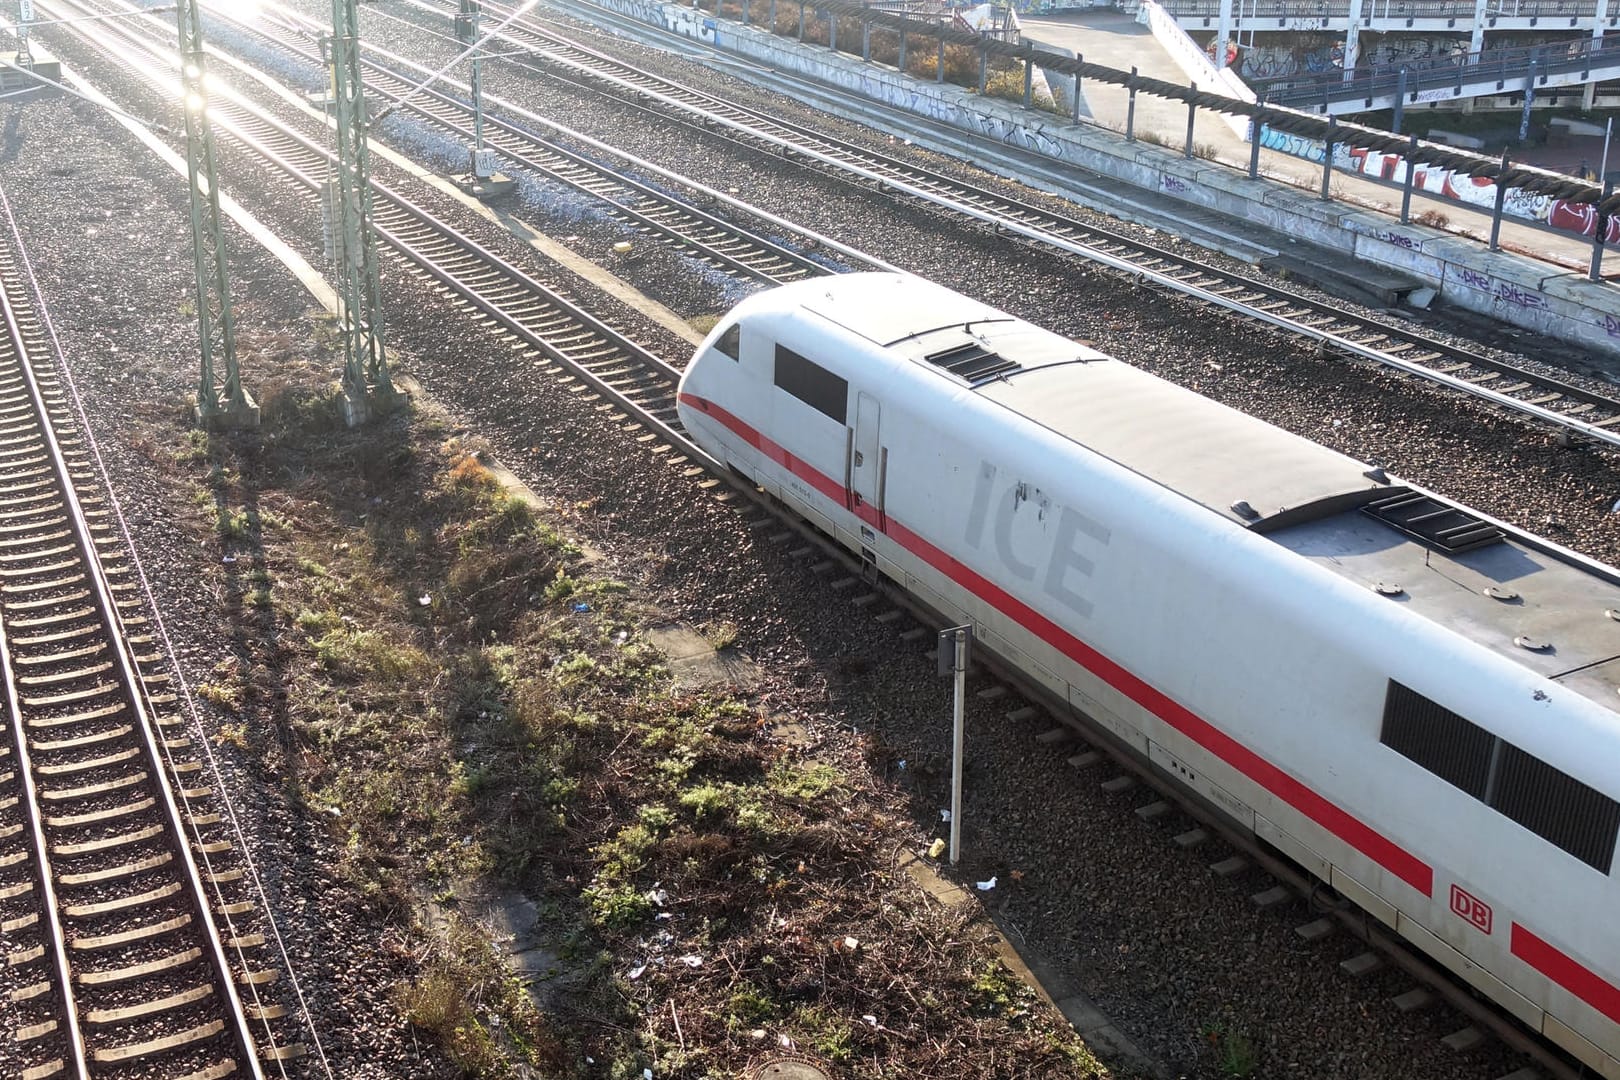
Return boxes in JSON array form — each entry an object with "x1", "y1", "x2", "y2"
[
  {"x1": 801, "y1": 274, "x2": 1016, "y2": 348},
  {"x1": 976, "y1": 360, "x2": 1381, "y2": 527},
  {"x1": 802, "y1": 274, "x2": 1377, "y2": 524}
]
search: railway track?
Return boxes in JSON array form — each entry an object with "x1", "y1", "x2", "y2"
[
  {"x1": 377, "y1": 0, "x2": 1620, "y2": 451},
  {"x1": 203, "y1": 1, "x2": 842, "y2": 286},
  {"x1": 41, "y1": 0, "x2": 699, "y2": 458},
  {"x1": 0, "y1": 200, "x2": 301, "y2": 1076},
  {"x1": 41, "y1": 8, "x2": 1596, "y2": 1080}
]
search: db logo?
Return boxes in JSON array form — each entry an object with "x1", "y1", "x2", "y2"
[{"x1": 1450, "y1": 884, "x2": 1493, "y2": 934}]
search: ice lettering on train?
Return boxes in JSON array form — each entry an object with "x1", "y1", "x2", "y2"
[
  {"x1": 1044, "y1": 507, "x2": 1109, "y2": 617},
  {"x1": 964, "y1": 461, "x2": 1109, "y2": 617}
]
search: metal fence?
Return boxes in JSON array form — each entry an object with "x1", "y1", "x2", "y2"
[
  {"x1": 1159, "y1": 0, "x2": 1602, "y2": 18},
  {"x1": 689, "y1": 0, "x2": 1620, "y2": 270},
  {"x1": 1253, "y1": 36, "x2": 1620, "y2": 106}
]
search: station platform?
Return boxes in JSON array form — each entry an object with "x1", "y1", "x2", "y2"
[{"x1": 1021, "y1": 10, "x2": 1608, "y2": 279}]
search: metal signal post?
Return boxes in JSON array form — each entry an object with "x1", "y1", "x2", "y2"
[
  {"x1": 326, "y1": 0, "x2": 398, "y2": 424},
  {"x1": 16, "y1": 0, "x2": 34, "y2": 70},
  {"x1": 177, "y1": 0, "x2": 256, "y2": 427},
  {"x1": 452, "y1": 0, "x2": 514, "y2": 196},
  {"x1": 939, "y1": 624, "x2": 972, "y2": 864}
]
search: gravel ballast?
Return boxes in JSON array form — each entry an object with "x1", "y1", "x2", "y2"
[{"x1": 11, "y1": 6, "x2": 1620, "y2": 1079}]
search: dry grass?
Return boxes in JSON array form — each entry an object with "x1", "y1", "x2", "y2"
[{"x1": 166, "y1": 312, "x2": 1107, "y2": 1078}]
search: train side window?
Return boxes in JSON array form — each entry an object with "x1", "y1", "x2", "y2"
[
  {"x1": 1492, "y1": 743, "x2": 1619, "y2": 874},
  {"x1": 713, "y1": 323, "x2": 740, "y2": 361},
  {"x1": 1381, "y1": 680, "x2": 1620, "y2": 874},
  {"x1": 774, "y1": 345, "x2": 848, "y2": 424},
  {"x1": 1379, "y1": 681, "x2": 1493, "y2": 799}
]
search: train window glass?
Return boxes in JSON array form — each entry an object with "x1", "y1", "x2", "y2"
[
  {"x1": 714, "y1": 323, "x2": 740, "y2": 361},
  {"x1": 1491, "y1": 743, "x2": 1620, "y2": 874},
  {"x1": 1379, "y1": 681, "x2": 1493, "y2": 799},
  {"x1": 774, "y1": 345, "x2": 848, "y2": 424}
]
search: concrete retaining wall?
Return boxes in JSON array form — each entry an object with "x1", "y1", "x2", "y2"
[{"x1": 588, "y1": 0, "x2": 1620, "y2": 358}]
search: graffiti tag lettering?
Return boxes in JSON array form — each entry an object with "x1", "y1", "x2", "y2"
[{"x1": 1493, "y1": 282, "x2": 1548, "y2": 310}]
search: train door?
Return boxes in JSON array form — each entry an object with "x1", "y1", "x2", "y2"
[{"x1": 850, "y1": 392, "x2": 884, "y2": 530}]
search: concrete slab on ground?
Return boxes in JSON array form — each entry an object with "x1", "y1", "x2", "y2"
[{"x1": 644, "y1": 622, "x2": 763, "y2": 689}]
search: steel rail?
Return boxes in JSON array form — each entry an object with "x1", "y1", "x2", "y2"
[
  {"x1": 413, "y1": 0, "x2": 1620, "y2": 451},
  {"x1": 193, "y1": 1, "x2": 835, "y2": 284},
  {"x1": 52, "y1": 0, "x2": 706, "y2": 466},
  {"x1": 0, "y1": 237, "x2": 87, "y2": 1080},
  {"x1": 0, "y1": 191, "x2": 265, "y2": 1077},
  {"x1": 2, "y1": 37, "x2": 339, "y2": 1076},
  {"x1": 205, "y1": 0, "x2": 887, "y2": 280},
  {"x1": 49, "y1": 7, "x2": 1605, "y2": 1080}
]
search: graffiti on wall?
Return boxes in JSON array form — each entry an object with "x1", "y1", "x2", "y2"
[
  {"x1": 661, "y1": 4, "x2": 717, "y2": 42},
  {"x1": 1237, "y1": 36, "x2": 1344, "y2": 80},
  {"x1": 1258, "y1": 125, "x2": 1620, "y2": 243},
  {"x1": 1363, "y1": 35, "x2": 1466, "y2": 70},
  {"x1": 1238, "y1": 34, "x2": 1480, "y2": 81},
  {"x1": 1256, "y1": 125, "x2": 1326, "y2": 162}
]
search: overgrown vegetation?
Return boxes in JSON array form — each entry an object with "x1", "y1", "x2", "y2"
[
  {"x1": 171, "y1": 320, "x2": 1107, "y2": 1077},
  {"x1": 717, "y1": 0, "x2": 1066, "y2": 112},
  {"x1": 1199, "y1": 1021, "x2": 1260, "y2": 1077}
]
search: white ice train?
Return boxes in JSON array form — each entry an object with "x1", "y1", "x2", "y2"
[{"x1": 675, "y1": 273, "x2": 1620, "y2": 1076}]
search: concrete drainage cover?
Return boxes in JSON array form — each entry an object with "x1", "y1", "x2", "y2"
[
  {"x1": 644, "y1": 622, "x2": 762, "y2": 690},
  {"x1": 749, "y1": 1059, "x2": 830, "y2": 1080}
]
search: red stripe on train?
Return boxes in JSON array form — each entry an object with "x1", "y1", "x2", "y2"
[
  {"x1": 1512, "y1": 924, "x2": 1620, "y2": 1026},
  {"x1": 680, "y1": 391, "x2": 1433, "y2": 895}
]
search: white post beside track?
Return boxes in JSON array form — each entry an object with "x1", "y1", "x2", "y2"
[{"x1": 941, "y1": 625, "x2": 972, "y2": 866}]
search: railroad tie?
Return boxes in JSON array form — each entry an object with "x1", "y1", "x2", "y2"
[
  {"x1": 1250, "y1": 884, "x2": 1292, "y2": 909},
  {"x1": 1339, "y1": 951, "x2": 1382, "y2": 978},
  {"x1": 1440, "y1": 1027, "x2": 1487, "y2": 1053},
  {"x1": 1391, "y1": 987, "x2": 1434, "y2": 1013},
  {"x1": 1133, "y1": 800, "x2": 1169, "y2": 822}
]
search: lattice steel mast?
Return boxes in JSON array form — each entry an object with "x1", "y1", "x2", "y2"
[
  {"x1": 327, "y1": 0, "x2": 397, "y2": 422},
  {"x1": 177, "y1": 0, "x2": 256, "y2": 426}
]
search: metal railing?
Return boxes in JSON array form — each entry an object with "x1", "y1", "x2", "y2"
[
  {"x1": 1160, "y1": 0, "x2": 1600, "y2": 17},
  {"x1": 1252, "y1": 36, "x2": 1620, "y2": 106}
]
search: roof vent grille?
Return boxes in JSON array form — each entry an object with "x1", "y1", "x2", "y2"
[
  {"x1": 924, "y1": 341, "x2": 1021, "y2": 384},
  {"x1": 1361, "y1": 490, "x2": 1505, "y2": 554}
]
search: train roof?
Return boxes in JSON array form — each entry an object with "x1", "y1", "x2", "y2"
[
  {"x1": 1268, "y1": 509, "x2": 1620, "y2": 710},
  {"x1": 798, "y1": 274, "x2": 1620, "y2": 711},
  {"x1": 804, "y1": 274, "x2": 1384, "y2": 529}
]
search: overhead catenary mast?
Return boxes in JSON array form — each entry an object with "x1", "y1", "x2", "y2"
[
  {"x1": 177, "y1": 0, "x2": 257, "y2": 427},
  {"x1": 325, "y1": 0, "x2": 399, "y2": 424}
]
